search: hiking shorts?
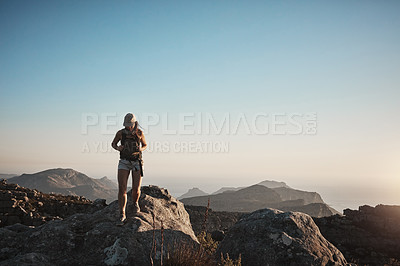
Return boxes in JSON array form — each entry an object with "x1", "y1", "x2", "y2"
[{"x1": 118, "y1": 159, "x2": 142, "y2": 172}]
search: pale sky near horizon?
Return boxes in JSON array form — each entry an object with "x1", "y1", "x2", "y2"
[{"x1": 1, "y1": 1, "x2": 399, "y2": 206}]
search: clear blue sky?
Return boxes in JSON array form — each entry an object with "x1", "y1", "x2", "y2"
[{"x1": 1, "y1": 1, "x2": 399, "y2": 207}]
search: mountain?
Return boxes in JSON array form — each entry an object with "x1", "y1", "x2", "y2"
[
  {"x1": 279, "y1": 203, "x2": 340, "y2": 217},
  {"x1": 257, "y1": 180, "x2": 290, "y2": 189},
  {"x1": 272, "y1": 187, "x2": 324, "y2": 205},
  {"x1": 211, "y1": 180, "x2": 289, "y2": 195},
  {"x1": 182, "y1": 185, "x2": 283, "y2": 212},
  {"x1": 97, "y1": 176, "x2": 118, "y2": 190},
  {"x1": 178, "y1": 187, "x2": 208, "y2": 200},
  {"x1": 211, "y1": 186, "x2": 244, "y2": 194},
  {"x1": 0, "y1": 173, "x2": 18, "y2": 180},
  {"x1": 8, "y1": 168, "x2": 117, "y2": 203},
  {"x1": 181, "y1": 183, "x2": 338, "y2": 217}
]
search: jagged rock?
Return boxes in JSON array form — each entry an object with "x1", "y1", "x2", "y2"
[
  {"x1": 184, "y1": 205, "x2": 243, "y2": 236},
  {"x1": 217, "y1": 208, "x2": 347, "y2": 266},
  {"x1": 0, "y1": 179, "x2": 102, "y2": 227},
  {"x1": 314, "y1": 204, "x2": 400, "y2": 265},
  {"x1": 211, "y1": 230, "x2": 225, "y2": 241},
  {"x1": 0, "y1": 185, "x2": 198, "y2": 265}
]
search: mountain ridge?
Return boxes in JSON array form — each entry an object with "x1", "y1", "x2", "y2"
[
  {"x1": 8, "y1": 168, "x2": 117, "y2": 203},
  {"x1": 181, "y1": 183, "x2": 339, "y2": 217}
]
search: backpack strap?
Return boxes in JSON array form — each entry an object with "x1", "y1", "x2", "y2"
[{"x1": 121, "y1": 129, "x2": 127, "y2": 145}]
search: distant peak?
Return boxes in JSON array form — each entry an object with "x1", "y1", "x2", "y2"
[
  {"x1": 257, "y1": 180, "x2": 290, "y2": 189},
  {"x1": 178, "y1": 187, "x2": 208, "y2": 200}
]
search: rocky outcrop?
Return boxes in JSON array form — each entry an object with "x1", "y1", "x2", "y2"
[
  {"x1": 0, "y1": 185, "x2": 198, "y2": 265},
  {"x1": 279, "y1": 203, "x2": 340, "y2": 218},
  {"x1": 0, "y1": 179, "x2": 104, "y2": 227},
  {"x1": 314, "y1": 204, "x2": 400, "y2": 265},
  {"x1": 184, "y1": 205, "x2": 244, "y2": 236},
  {"x1": 217, "y1": 208, "x2": 347, "y2": 266}
]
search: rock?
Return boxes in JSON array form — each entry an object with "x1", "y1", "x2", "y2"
[
  {"x1": 94, "y1": 199, "x2": 107, "y2": 207},
  {"x1": 0, "y1": 179, "x2": 103, "y2": 227},
  {"x1": 211, "y1": 230, "x2": 225, "y2": 241},
  {"x1": 217, "y1": 208, "x2": 347, "y2": 266},
  {"x1": 184, "y1": 205, "x2": 244, "y2": 235},
  {"x1": 0, "y1": 185, "x2": 198, "y2": 265},
  {"x1": 104, "y1": 238, "x2": 128, "y2": 266},
  {"x1": 315, "y1": 204, "x2": 400, "y2": 265}
]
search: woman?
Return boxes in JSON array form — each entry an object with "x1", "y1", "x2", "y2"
[{"x1": 111, "y1": 113, "x2": 147, "y2": 225}]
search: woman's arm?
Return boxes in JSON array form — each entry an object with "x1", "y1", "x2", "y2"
[
  {"x1": 140, "y1": 132, "x2": 148, "y2": 152},
  {"x1": 111, "y1": 130, "x2": 124, "y2": 151}
]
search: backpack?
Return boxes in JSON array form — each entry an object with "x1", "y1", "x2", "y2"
[{"x1": 120, "y1": 129, "x2": 142, "y2": 161}]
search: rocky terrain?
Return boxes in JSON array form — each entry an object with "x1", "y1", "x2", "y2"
[
  {"x1": 186, "y1": 202, "x2": 400, "y2": 265},
  {"x1": 217, "y1": 208, "x2": 347, "y2": 265},
  {"x1": 181, "y1": 184, "x2": 339, "y2": 217},
  {"x1": 184, "y1": 205, "x2": 244, "y2": 238},
  {"x1": 314, "y1": 205, "x2": 400, "y2": 265},
  {"x1": 3, "y1": 176, "x2": 400, "y2": 265},
  {"x1": 0, "y1": 179, "x2": 105, "y2": 227},
  {"x1": 0, "y1": 183, "x2": 198, "y2": 265},
  {"x1": 8, "y1": 168, "x2": 117, "y2": 203}
]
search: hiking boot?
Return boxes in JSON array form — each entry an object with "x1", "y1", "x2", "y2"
[
  {"x1": 116, "y1": 213, "x2": 126, "y2": 226},
  {"x1": 132, "y1": 202, "x2": 140, "y2": 214}
]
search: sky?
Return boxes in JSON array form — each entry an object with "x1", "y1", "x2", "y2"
[{"x1": 1, "y1": 1, "x2": 399, "y2": 210}]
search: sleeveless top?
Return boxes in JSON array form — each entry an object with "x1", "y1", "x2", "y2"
[{"x1": 120, "y1": 128, "x2": 142, "y2": 161}]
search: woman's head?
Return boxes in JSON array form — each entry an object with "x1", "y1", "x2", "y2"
[{"x1": 123, "y1": 113, "x2": 137, "y2": 131}]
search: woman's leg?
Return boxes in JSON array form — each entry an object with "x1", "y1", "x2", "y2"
[
  {"x1": 118, "y1": 169, "x2": 130, "y2": 216},
  {"x1": 131, "y1": 167, "x2": 142, "y2": 204}
]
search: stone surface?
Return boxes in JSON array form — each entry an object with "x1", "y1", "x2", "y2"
[
  {"x1": 0, "y1": 185, "x2": 198, "y2": 265},
  {"x1": 314, "y1": 204, "x2": 400, "y2": 265},
  {"x1": 217, "y1": 208, "x2": 347, "y2": 266},
  {"x1": 0, "y1": 179, "x2": 102, "y2": 227},
  {"x1": 184, "y1": 205, "x2": 243, "y2": 236}
]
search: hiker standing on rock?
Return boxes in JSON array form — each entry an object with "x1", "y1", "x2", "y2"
[{"x1": 112, "y1": 113, "x2": 147, "y2": 225}]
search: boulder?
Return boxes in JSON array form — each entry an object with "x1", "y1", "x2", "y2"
[
  {"x1": 315, "y1": 205, "x2": 400, "y2": 265},
  {"x1": 217, "y1": 208, "x2": 347, "y2": 266},
  {"x1": 0, "y1": 185, "x2": 198, "y2": 265}
]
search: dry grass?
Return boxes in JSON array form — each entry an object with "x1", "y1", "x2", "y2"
[{"x1": 150, "y1": 197, "x2": 241, "y2": 266}]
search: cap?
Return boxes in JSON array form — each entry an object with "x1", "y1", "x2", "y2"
[{"x1": 123, "y1": 113, "x2": 137, "y2": 127}]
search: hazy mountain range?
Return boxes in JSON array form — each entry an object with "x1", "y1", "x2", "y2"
[
  {"x1": 177, "y1": 187, "x2": 208, "y2": 200},
  {"x1": 8, "y1": 168, "x2": 117, "y2": 203},
  {"x1": 5, "y1": 168, "x2": 338, "y2": 217},
  {"x1": 180, "y1": 181, "x2": 338, "y2": 217}
]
